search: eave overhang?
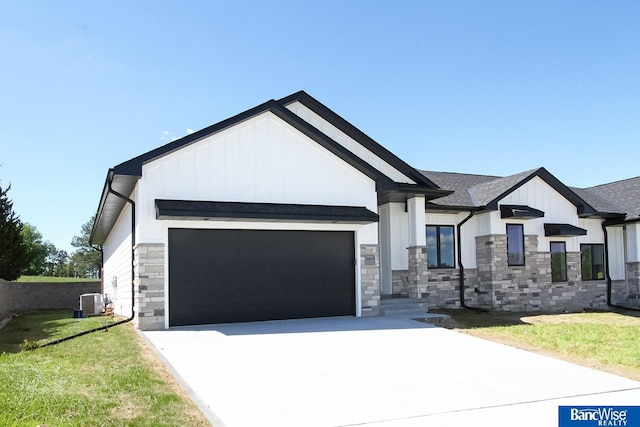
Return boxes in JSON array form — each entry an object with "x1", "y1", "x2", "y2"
[
  {"x1": 544, "y1": 223, "x2": 587, "y2": 237},
  {"x1": 155, "y1": 199, "x2": 379, "y2": 224},
  {"x1": 90, "y1": 170, "x2": 139, "y2": 246}
]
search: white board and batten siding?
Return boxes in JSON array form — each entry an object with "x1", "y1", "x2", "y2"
[
  {"x1": 102, "y1": 198, "x2": 134, "y2": 318},
  {"x1": 607, "y1": 227, "x2": 625, "y2": 280},
  {"x1": 286, "y1": 101, "x2": 416, "y2": 185},
  {"x1": 136, "y1": 110, "x2": 379, "y2": 245},
  {"x1": 494, "y1": 176, "x2": 605, "y2": 252}
]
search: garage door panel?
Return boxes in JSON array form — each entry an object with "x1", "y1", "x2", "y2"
[{"x1": 169, "y1": 229, "x2": 355, "y2": 326}]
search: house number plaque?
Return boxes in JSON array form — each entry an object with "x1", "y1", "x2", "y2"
[{"x1": 364, "y1": 255, "x2": 376, "y2": 265}]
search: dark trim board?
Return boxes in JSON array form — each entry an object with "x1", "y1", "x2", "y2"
[
  {"x1": 168, "y1": 228, "x2": 356, "y2": 326},
  {"x1": 500, "y1": 205, "x2": 545, "y2": 219},
  {"x1": 156, "y1": 199, "x2": 379, "y2": 224},
  {"x1": 544, "y1": 223, "x2": 588, "y2": 237}
]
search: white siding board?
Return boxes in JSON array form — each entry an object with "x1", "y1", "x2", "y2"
[
  {"x1": 497, "y1": 177, "x2": 588, "y2": 252},
  {"x1": 390, "y1": 203, "x2": 409, "y2": 270},
  {"x1": 608, "y1": 226, "x2": 625, "y2": 280},
  {"x1": 195, "y1": 145, "x2": 210, "y2": 199},
  {"x1": 286, "y1": 101, "x2": 416, "y2": 185},
  {"x1": 461, "y1": 213, "x2": 483, "y2": 268},
  {"x1": 102, "y1": 201, "x2": 133, "y2": 318},
  {"x1": 626, "y1": 223, "x2": 640, "y2": 263},
  {"x1": 577, "y1": 218, "x2": 605, "y2": 245}
]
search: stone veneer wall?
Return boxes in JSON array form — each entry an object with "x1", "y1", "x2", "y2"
[
  {"x1": 626, "y1": 262, "x2": 640, "y2": 304},
  {"x1": 135, "y1": 243, "x2": 166, "y2": 330},
  {"x1": 610, "y1": 280, "x2": 627, "y2": 305},
  {"x1": 0, "y1": 280, "x2": 101, "y2": 313},
  {"x1": 360, "y1": 244, "x2": 380, "y2": 317},
  {"x1": 391, "y1": 267, "x2": 479, "y2": 308},
  {"x1": 407, "y1": 246, "x2": 428, "y2": 299},
  {"x1": 475, "y1": 234, "x2": 608, "y2": 311},
  {"x1": 424, "y1": 268, "x2": 480, "y2": 308},
  {"x1": 391, "y1": 270, "x2": 409, "y2": 297}
]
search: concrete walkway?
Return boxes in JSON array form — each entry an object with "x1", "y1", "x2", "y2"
[{"x1": 142, "y1": 316, "x2": 640, "y2": 427}]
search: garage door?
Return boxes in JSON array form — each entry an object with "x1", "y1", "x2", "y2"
[{"x1": 168, "y1": 229, "x2": 356, "y2": 326}]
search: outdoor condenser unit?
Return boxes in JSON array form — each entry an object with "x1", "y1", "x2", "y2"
[{"x1": 79, "y1": 293, "x2": 103, "y2": 316}]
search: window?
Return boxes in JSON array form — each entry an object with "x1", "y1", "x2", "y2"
[
  {"x1": 426, "y1": 225, "x2": 455, "y2": 268},
  {"x1": 506, "y1": 224, "x2": 525, "y2": 266},
  {"x1": 581, "y1": 244, "x2": 605, "y2": 280},
  {"x1": 550, "y1": 242, "x2": 567, "y2": 282}
]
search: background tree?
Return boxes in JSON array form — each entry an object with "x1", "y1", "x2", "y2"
[
  {"x1": 21, "y1": 223, "x2": 54, "y2": 275},
  {"x1": 0, "y1": 181, "x2": 27, "y2": 280},
  {"x1": 51, "y1": 249, "x2": 69, "y2": 277},
  {"x1": 70, "y1": 215, "x2": 101, "y2": 278}
]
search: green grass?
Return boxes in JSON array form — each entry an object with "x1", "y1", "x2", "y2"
[
  {"x1": 0, "y1": 310, "x2": 111, "y2": 353},
  {"x1": 434, "y1": 309, "x2": 640, "y2": 381},
  {"x1": 16, "y1": 275, "x2": 100, "y2": 283},
  {"x1": 0, "y1": 310, "x2": 209, "y2": 426}
]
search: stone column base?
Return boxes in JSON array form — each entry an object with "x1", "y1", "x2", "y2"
[
  {"x1": 360, "y1": 244, "x2": 380, "y2": 317},
  {"x1": 135, "y1": 243, "x2": 166, "y2": 330},
  {"x1": 407, "y1": 246, "x2": 428, "y2": 299}
]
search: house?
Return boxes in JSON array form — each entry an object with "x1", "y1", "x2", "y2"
[
  {"x1": 90, "y1": 91, "x2": 640, "y2": 330},
  {"x1": 386, "y1": 168, "x2": 631, "y2": 312}
]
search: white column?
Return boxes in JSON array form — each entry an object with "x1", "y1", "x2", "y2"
[
  {"x1": 407, "y1": 196, "x2": 426, "y2": 247},
  {"x1": 378, "y1": 204, "x2": 392, "y2": 295}
]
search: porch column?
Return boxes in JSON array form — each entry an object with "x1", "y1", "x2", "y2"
[
  {"x1": 378, "y1": 203, "x2": 392, "y2": 295},
  {"x1": 407, "y1": 196, "x2": 428, "y2": 299}
]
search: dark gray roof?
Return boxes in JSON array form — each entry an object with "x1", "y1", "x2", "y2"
[
  {"x1": 468, "y1": 169, "x2": 539, "y2": 207},
  {"x1": 421, "y1": 167, "x2": 598, "y2": 216},
  {"x1": 585, "y1": 177, "x2": 640, "y2": 222},
  {"x1": 418, "y1": 170, "x2": 499, "y2": 207},
  {"x1": 569, "y1": 187, "x2": 626, "y2": 218}
]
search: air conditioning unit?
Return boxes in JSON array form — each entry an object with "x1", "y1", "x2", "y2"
[{"x1": 79, "y1": 293, "x2": 103, "y2": 316}]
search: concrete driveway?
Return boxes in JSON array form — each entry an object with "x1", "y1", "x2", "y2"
[{"x1": 142, "y1": 316, "x2": 640, "y2": 427}]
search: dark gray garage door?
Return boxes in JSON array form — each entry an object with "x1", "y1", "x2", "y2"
[{"x1": 168, "y1": 229, "x2": 355, "y2": 326}]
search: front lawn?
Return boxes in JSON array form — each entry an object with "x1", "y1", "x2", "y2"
[
  {"x1": 0, "y1": 310, "x2": 210, "y2": 426},
  {"x1": 433, "y1": 308, "x2": 640, "y2": 381}
]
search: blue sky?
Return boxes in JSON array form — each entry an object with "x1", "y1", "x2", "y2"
[{"x1": 1, "y1": 1, "x2": 639, "y2": 253}]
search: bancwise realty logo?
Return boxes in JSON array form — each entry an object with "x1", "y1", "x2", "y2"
[{"x1": 559, "y1": 406, "x2": 640, "y2": 426}]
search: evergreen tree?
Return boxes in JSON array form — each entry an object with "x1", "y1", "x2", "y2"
[{"x1": 0, "y1": 181, "x2": 27, "y2": 280}]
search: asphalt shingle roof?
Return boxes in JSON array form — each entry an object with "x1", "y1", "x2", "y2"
[
  {"x1": 420, "y1": 167, "x2": 630, "y2": 220},
  {"x1": 585, "y1": 177, "x2": 640, "y2": 221},
  {"x1": 418, "y1": 170, "x2": 499, "y2": 207},
  {"x1": 468, "y1": 169, "x2": 539, "y2": 207},
  {"x1": 569, "y1": 187, "x2": 626, "y2": 217},
  {"x1": 420, "y1": 169, "x2": 541, "y2": 208}
]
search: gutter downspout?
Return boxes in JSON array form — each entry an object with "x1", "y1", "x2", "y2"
[
  {"x1": 602, "y1": 222, "x2": 640, "y2": 313},
  {"x1": 37, "y1": 173, "x2": 136, "y2": 349},
  {"x1": 89, "y1": 243, "x2": 103, "y2": 293},
  {"x1": 458, "y1": 210, "x2": 487, "y2": 311}
]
